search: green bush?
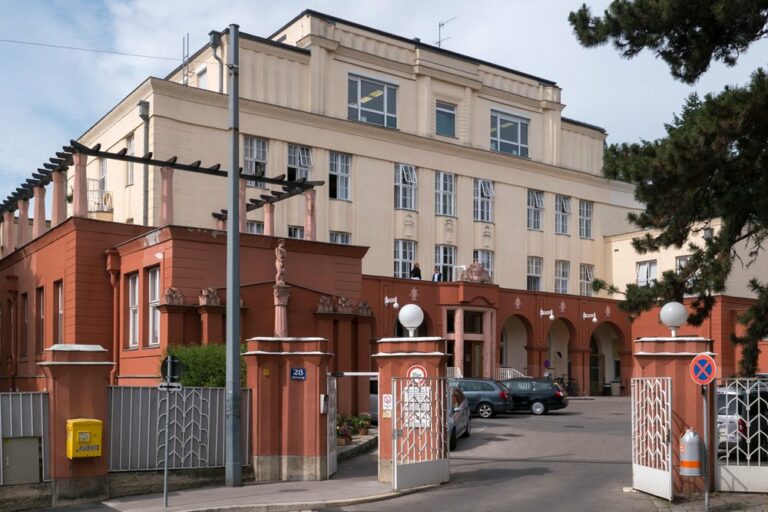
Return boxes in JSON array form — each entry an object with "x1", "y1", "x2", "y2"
[{"x1": 165, "y1": 344, "x2": 246, "y2": 388}]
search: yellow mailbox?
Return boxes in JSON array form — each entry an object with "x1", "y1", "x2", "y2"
[{"x1": 66, "y1": 418, "x2": 103, "y2": 459}]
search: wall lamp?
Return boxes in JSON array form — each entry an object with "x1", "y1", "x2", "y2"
[
  {"x1": 539, "y1": 308, "x2": 555, "y2": 321},
  {"x1": 384, "y1": 296, "x2": 400, "y2": 309},
  {"x1": 582, "y1": 312, "x2": 598, "y2": 324}
]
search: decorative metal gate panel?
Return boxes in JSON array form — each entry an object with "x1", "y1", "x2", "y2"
[
  {"x1": 631, "y1": 377, "x2": 672, "y2": 501},
  {"x1": 327, "y1": 375, "x2": 338, "y2": 478},
  {"x1": 715, "y1": 378, "x2": 768, "y2": 492},
  {"x1": 392, "y1": 377, "x2": 449, "y2": 491}
]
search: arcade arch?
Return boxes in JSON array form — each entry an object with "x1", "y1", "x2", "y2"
[
  {"x1": 546, "y1": 319, "x2": 573, "y2": 380},
  {"x1": 588, "y1": 322, "x2": 623, "y2": 395},
  {"x1": 499, "y1": 315, "x2": 530, "y2": 375}
]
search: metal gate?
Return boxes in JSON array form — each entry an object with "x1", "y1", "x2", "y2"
[
  {"x1": 392, "y1": 377, "x2": 449, "y2": 491},
  {"x1": 327, "y1": 375, "x2": 338, "y2": 478},
  {"x1": 0, "y1": 392, "x2": 50, "y2": 485},
  {"x1": 631, "y1": 377, "x2": 672, "y2": 501},
  {"x1": 715, "y1": 378, "x2": 768, "y2": 492}
]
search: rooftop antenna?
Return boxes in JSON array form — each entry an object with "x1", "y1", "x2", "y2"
[
  {"x1": 435, "y1": 16, "x2": 457, "y2": 48},
  {"x1": 181, "y1": 33, "x2": 190, "y2": 85}
]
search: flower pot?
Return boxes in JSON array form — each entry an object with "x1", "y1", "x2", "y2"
[
  {"x1": 358, "y1": 427, "x2": 369, "y2": 436},
  {"x1": 337, "y1": 437, "x2": 351, "y2": 446}
]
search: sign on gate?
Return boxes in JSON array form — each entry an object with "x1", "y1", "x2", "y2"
[
  {"x1": 404, "y1": 386, "x2": 431, "y2": 428},
  {"x1": 689, "y1": 354, "x2": 716, "y2": 386}
]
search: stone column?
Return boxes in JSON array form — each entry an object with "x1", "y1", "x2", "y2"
[
  {"x1": 2, "y1": 211, "x2": 14, "y2": 256},
  {"x1": 159, "y1": 166, "x2": 173, "y2": 226},
  {"x1": 454, "y1": 307, "x2": 464, "y2": 374},
  {"x1": 264, "y1": 203, "x2": 275, "y2": 236},
  {"x1": 239, "y1": 179, "x2": 247, "y2": 233},
  {"x1": 71, "y1": 153, "x2": 88, "y2": 218},
  {"x1": 273, "y1": 285, "x2": 291, "y2": 337},
  {"x1": 51, "y1": 171, "x2": 67, "y2": 226},
  {"x1": 38, "y1": 344, "x2": 112, "y2": 506},
  {"x1": 17, "y1": 199, "x2": 30, "y2": 247},
  {"x1": 304, "y1": 189, "x2": 316, "y2": 241},
  {"x1": 33, "y1": 186, "x2": 47, "y2": 238},
  {"x1": 482, "y1": 310, "x2": 494, "y2": 378}
]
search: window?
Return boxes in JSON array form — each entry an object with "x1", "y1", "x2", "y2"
[
  {"x1": 555, "y1": 260, "x2": 570, "y2": 294},
  {"x1": 436, "y1": 101, "x2": 456, "y2": 137},
  {"x1": 527, "y1": 256, "x2": 542, "y2": 291},
  {"x1": 148, "y1": 267, "x2": 160, "y2": 347},
  {"x1": 54, "y1": 280, "x2": 63, "y2": 345},
  {"x1": 636, "y1": 260, "x2": 657, "y2": 287},
  {"x1": 196, "y1": 66, "x2": 207, "y2": 89},
  {"x1": 348, "y1": 75, "x2": 397, "y2": 128},
  {"x1": 329, "y1": 152, "x2": 350, "y2": 200},
  {"x1": 435, "y1": 245, "x2": 456, "y2": 282},
  {"x1": 473, "y1": 250, "x2": 494, "y2": 279},
  {"x1": 490, "y1": 110, "x2": 529, "y2": 157},
  {"x1": 126, "y1": 134, "x2": 134, "y2": 186},
  {"x1": 527, "y1": 190, "x2": 544, "y2": 230},
  {"x1": 330, "y1": 231, "x2": 351, "y2": 245},
  {"x1": 128, "y1": 274, "x2": 139, "y2": 348},
  {"x1": 394, "y1": 163, "x2": 417, "y2": 210},
  {"x1": 580, "y1": 264, "x2": 594, "y2": 296},
  {"x1": 434, "y1": 172, "x2": 455, "y2": 216},
  {"x1": 579, "y1": 200, "x2": 593, "y2": 239},
  {"x1": 676, "y1": 255, "x2": 691, "y2": 273},
  {"x1": 35, "y1": 287, "x2": 44, "y2": 353},
  {"x1": 288, "y1": 225, "x2": 304, "y2": 239},
  {"x1": 19, "y1": 293, "x2": 28, "y2": 358},
  {"x1": 394, "y1": 239, "x2": 416, "y2": 279},
  {"x1": 245, "y1": 221, "x2": 264, "y2": 234},
  {"x1": 99, "y1": 158, "x2": 107, "y2": 196},
  {"x1": 555, "y1": 195, "x2": 571, "y2": 235},
  {"x1": 244, "y1": 136, "x2": 267, "y2": 188},
  {"x1": 676, "y1": 255, "x2": 695, "y2": 295},
  {"x1": 287, "y1": 144, "x2": 312, "y2": 181},
  {"x1": 474, "y1": 179, "x2": 494, "y2": 222}
]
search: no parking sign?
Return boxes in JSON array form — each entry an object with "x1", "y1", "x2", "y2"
[{"x1": 689, "y1": 353, "x2": 716, "y2": 386}]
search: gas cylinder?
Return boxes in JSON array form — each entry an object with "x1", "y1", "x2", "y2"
[{"x1": 680, "y1": 428, "x2": 702, "y2": 477}]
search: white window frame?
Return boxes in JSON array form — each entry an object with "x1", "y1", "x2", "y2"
[
  {"x1": 435, "y1": 245, "x2": 456, "y2": 282},
  {"x1": 435, "y1": 171, "x2": 455, "y2": 216},
  {"x1": 473, "y1": 250, "x2": 494, "y2": 279},
  {"x1": 474, "y1": 179, "x2": 494, "y2": 222},
  {"x1": 636, "y1": 260, "x2": 657, "y2": 287},
  {"x1": 243, "y1": 136, "x2": 268, "y2": 188},
  {"x1": 329, "y1": 152, "x2": 351, "y2": 200},
  {"x1": 394, "y1": 239, "x2": 416, "y2": 279},
  {"x1": 490, "y1": 110, "x2": 529, "y2": 157},
  {"x1": 555, "y1": 195, "x2": 571, "y2": 235},
  {"x1": 288, "y1": 225, "x2": 304, "y2": 239},
  {"x1": 288, "y1": 144, "x2": 312, "y2": 181},
  {"x1": 580, "y1": 264, "x2": 594, "y2": 296},
  {"x1": 527, "y1": 256, "x2": 542, "y2": 291},
  {"x1": 126, "y1": 134, "x2": 134, "y2": 186},
  {"x1": 330, "y1": 231, "x2": 351, "y2": 245},
  {"x1": 245, "y1": 220, "x2": 264, "y2": 234},
  {"x1": 394, "y1": 163, "x2": 417, "y2": 210},
  {"x1": 527, "y1": 190, "x2": 544, "y2": 230},
  {"x1": 348, "y1": 74, "x2": 397, "y2": 128},
  {"x1": 555, "y1": 260, "x2": 570, "y2": 294},
  {"x1": 579, "y1": 200, "x2": 593, "y2": 239},
  {"x1": 196, "y1": 65, "x2": 207, "y2": 89},
  {"x1": 128, "y1": 273, "x2": 139, "y2": 348},
  {"x1": 55, "y1": 280, "x2": 63, "y2": 345},
  {"x1": 436, "y1": 101, "x2": 456, "y2": 137},
  {"x1": 148, "y1": 267, "x2": 160, "y2": 347}
]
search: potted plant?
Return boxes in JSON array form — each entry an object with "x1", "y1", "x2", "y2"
[
  {"x1": 355, "y1": 413, "x2": 371, "y2": 435},
  {"x1": 336, "y1": 423, "x2": 353, "y2": 445}
]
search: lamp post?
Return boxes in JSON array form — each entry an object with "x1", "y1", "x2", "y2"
[
  {"x1": 398, "y1": 304, "x2": 424, "y2": 338},
  {"x1": 539, "y1": 309, "x2": 555, "y2": 321},
  {"x1": 659, "y1": 301, "x2": 688, "y2": 337},
  {"x1": 582, "y1": 312, "x2": 598, "y2": 324}
]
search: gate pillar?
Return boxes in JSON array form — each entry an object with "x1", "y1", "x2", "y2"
[
  {"x1": 373, "y1": 336, "x2": 448, "y2": 483},
  {"x1": 244, "y1": 337, "x2": 332, "y2": 481},
  {"x1": 634, "y1": 336, "x2": 715, "y2": 497},
  {"x1": 38, "y1": 344, "x2": 112, "y2": 506}
]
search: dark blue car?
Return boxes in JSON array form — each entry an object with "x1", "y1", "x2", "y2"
[{"x1": 449, "y1": 378, "x2": 514, "y2": 418}]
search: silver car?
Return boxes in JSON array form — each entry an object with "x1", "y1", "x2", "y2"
[
  {"x1": 716, "y1": 383, "x2": 768, "y2": 460},
  {"x1": 448, "y1": 386, "x2": 471, "y2": 450}
]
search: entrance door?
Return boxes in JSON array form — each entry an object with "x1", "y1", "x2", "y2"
[
  {"x1": 327, "y1": 375, "x2": 338, "y2": 478},
  {"x1": 589, "y1": 338, "x2": 603, "y2": 396},
  {"x1": 392, "y1": 377, "x2": 450, "y2": 491},
  {"x1": 631, "y1": 377, "x2": 673, "y2": 501},
  {"x1": 463, "y1": 341, "x2": 483, "y2": 378}
]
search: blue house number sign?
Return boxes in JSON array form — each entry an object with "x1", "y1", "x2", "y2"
[{"x1": 291, "y1": 368, "x2": 307, "y2": 381}]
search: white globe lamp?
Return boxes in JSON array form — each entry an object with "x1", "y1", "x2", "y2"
[
  {"x1": 659, "y1": 301, "x2": 689, "y2": 337},
  {"x1": 398, "y1": 304, "x2": 424, "y2": 338}
]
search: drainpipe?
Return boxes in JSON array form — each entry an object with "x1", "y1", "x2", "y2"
[
  {"x1": 106, "y1": 249, "x2": 121, "y2": 384},
  {"x1": 210, "y1": 31, "x2": 224, "y2": 94},
  {"x1": 139, "y1": 101, "x2": 150, "y2": 226}
]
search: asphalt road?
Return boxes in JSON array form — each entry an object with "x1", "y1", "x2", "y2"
[{"x1": 330, "y1": 397, "x2": 662, "y2": 512}]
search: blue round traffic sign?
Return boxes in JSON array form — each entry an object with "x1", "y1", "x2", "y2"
[{"x1": 689, "y1": 353, "x2": 716, "y2": 386}]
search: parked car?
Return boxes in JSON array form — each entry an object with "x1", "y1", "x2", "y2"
[
  {"x1": 502, "y1": 377, "x2": 568, "y2": 415},
  {"x1": 448, "y1": 386, "x2": 471, "y2": 449},
  {"x1": 449, "y1": 378, "x2": 513, "y2": 418},
  {"x1": 716, "y1": 383, "x2": 768, "y2": 459}
]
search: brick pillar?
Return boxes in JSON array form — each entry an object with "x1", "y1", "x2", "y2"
[
  {"x1": 51, "y1": 171, "x2": 67, "y2": 226},
  {"x1": 263, "y1": 203, "x2": 274, "y2": 236},
  {"x1": 33, "y1": 186, "x2": 47, "y2": 238},
  {"x1": 71, "y1": 153, "x2": 88, "y2": 218},
  {"x1": 197, "y1": 305, "x2": 225, "y2": 345},
  {"x1": 2, "y1": 211, "x2": 14, "y2": 256},
  {"x1": 454, "y1": 307, "x2": 464, "y2": 374},
  {"x1": 159, "y1": 166, "x2": 173, "y2": 226},
  {"x1": 38, "y1": 344, "x2": 112, "y2": 506},
  {"x1": 373, "y1": 336, "x2": 448, "y2": 483},
  {"x1": 239, "y1": 179, "x2": 247, "y2": 233},
  {"x1": 17, "y1": 199, "x2": 30, "y2": 247},
  {"x1": 159, "y1": 305, "x2": 187, "y2": 347},
  {"x1": 634, "y1": 336, "x2": 715, "y2": 497},
  {"x1": 244, "y1": 337, "x2": 332, "y2": 481},
  {"x1": 304, "y1": 189, "x2": 316, "y2": 241}
]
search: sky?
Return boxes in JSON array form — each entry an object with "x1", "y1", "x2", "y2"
[{"x1": 1, "y1": 0, "x2": 766, "y2": 197}]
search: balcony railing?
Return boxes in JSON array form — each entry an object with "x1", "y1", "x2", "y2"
[{"x1": 87, "y1": 179, "x2": 113, "y2": 212}]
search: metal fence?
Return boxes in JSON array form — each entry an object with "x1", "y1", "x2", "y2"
[
  {"x1": 108, "y1": 386, "x2": 251, "y2": 472},
  {"x1": 0, "y1": 392, "x2": 50, "y2": 485},
  {"x1": 494, "y1": 367, "x2": 526, "y2": 380},
  {"x1": 446, "y1": 367, "x2": 463, "y2": 379}
]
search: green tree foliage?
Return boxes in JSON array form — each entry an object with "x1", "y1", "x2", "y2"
[
  {"x1": 165, "y1": 344, "x2": 246, "y2": 387},
  {"x1": 570, "y1": 1, "x2": 768, "y2": 375}
]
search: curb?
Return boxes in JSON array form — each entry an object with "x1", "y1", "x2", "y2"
[{"x1": 337, "y1": 435, "x2": 377, "y2": 463}]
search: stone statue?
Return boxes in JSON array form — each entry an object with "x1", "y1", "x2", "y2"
[
  {"x1": 198, "y1": 287, "x2": 221, "y2": 306},
  {"x1": 356, "y1": 300, "x2": 373, "y2": 317},
  {"x1": 336, "y1": 296, "x2": 353, "y2": 314},
  {"x1": 462, "y1": 261, "x2": 492, "y2": 284},
  {"x1": 275, "y1": 239, "x2": 286, "y2": 285},
  {"x1": 316, "y1": 295, "x2": 333, "y2": 313},
  {"x1": 164, "y1": 287, "x2": 184, "y2": 306}
]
